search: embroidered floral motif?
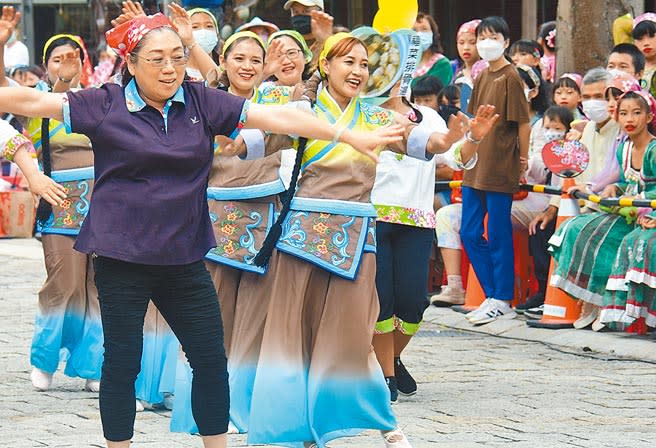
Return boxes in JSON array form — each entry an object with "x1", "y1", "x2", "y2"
[
  {"x1": 2, "y1": 134, "x2": 31, "y2": 162},
  {"x1": 375, "y1": 204, "x2": 436, "y2": 228},
  {"x1": 278, "y1": 210, "x2": 368, "y2": 277},
  {"x1": 207, "y1": 201, "x2": 268, "y2": 265},
  {"x1": 46, "y1": 179, "x2": 93, "y2": 231}
]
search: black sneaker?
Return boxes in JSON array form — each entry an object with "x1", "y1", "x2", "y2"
[
  {"x1": 515, "y1": 293, "x2": 545, "y2": 313},
  {"x1": 394, "y1": 358, "x2": 417, "y2": 396},
  {"x1": 385, "y1": 376, "x2": 398, "y2": 403},
  {"x1": 524, "y1": 304, "x2": 544, "y2": 320}
]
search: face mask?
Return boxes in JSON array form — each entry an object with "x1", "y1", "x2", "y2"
[
  {"x1": 582, "y1": 99, "x2": 610, "y2": 123},
  {"x1": 7, "y1": 32, "x2": 16, "y2": 45},
  {"x1": 417, "y1": 31, "x2": 433, "y2": 52},
  {"x1": 543, "y1": 129, "x2": 566, "y2": 143},
  {"x1": 476, "y1": 38, "x2": 505, "y2": 62},
  {"x1": 193, "y1": 29, "x2": 219, "y2": 54},
  {"x1": 291, "y1": 15, "x2": 312, "y2": 35}
]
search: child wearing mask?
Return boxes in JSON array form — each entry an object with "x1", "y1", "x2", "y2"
[{"x1": 461, "y1": 16, "x2": 531, "y2": 325}]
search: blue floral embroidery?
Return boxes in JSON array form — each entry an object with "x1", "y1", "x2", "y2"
[{"x1": 280, "y1": 211, "x2": 310, "y2": 249}]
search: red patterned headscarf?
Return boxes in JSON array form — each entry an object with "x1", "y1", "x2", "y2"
[
  {"x1": 105, "y1": 13, "x2": 176, "y2": 59},
  {"x1": 457, "y1": 19, "x2": 481, "y2": 37}
]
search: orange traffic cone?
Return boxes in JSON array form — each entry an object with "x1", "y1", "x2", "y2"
[
  {"x1": 453, "y1": 228, "x2": 532, "y2": 313},
  {"x1": 528, "y1": 177, "x2": 582, "y2": 329}
]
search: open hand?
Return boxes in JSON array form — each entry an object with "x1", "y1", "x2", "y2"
[
  {"x1": 0, "y1": 6, "x2": 21, "y2": 46},
  {"x1": 168, "y1": 3, "x2": 193, "y2": 46},
  {"x1": 469, "y1": 104, "x2": 499, "y2": 141},
  {"x1": 27, "y1": 173, "x2": 67, "y2": 207},
  {"x1": 310, "y1": 10, "x2": 334, "y2": 41},
  {"x1": 342, "y1": 124, "x2": 405, "y2": 163},
  {"x1": 110, "y1": 1, "x2": 146, "y2": 27},
  {"x1": 57, "y1": 49, "x2": 82, "y2": 84},
  {"x1": 263, "y1": 38, "x2": 285, "y2": 79}
]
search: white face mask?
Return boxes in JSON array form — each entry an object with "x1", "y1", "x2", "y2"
[
  {"x1": 543, "y1": 129, "x2": 566, "y2": 143},
  {"x1": 193, "y1": 29, "x2": 219, "y2": 54},
  {"x1": 582, "y1": 99, "x2": 610, "y2": 123},
  {"x1": 476, "y1": 38, "x2": 505, "y2": 62},
  {"x1": 417, "y1": 31, "x2": 433, "y2": 52}
]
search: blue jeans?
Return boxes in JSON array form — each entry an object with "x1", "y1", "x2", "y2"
[
  {"x1": 94, "y1": 256, "x2": 228, "y2": 441},
  {"x1": 460, "y1": 187, "x2": 514, "y2": 300}
]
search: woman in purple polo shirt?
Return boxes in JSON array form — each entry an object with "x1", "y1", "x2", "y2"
[{"x1": 0, "y1": 13, "x2": 403, "y2": 448}]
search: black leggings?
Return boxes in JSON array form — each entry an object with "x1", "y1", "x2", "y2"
[
  {"x1": 93, "y1": 256, "x2": 228, "y2": 441},
  {"x1": 375, "y1": 222, "x2": 433, "y2": 334}
]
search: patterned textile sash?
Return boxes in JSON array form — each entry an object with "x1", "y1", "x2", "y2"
[
  {"x1": 276, "y1": 197, "x2": 377, "y2": 280},
  {"x1": 39, "y1": 167, "x2": 94, "y2": 235},
  {"x1": 205, "y1": 199, "x2": 275, "y2": 274}
]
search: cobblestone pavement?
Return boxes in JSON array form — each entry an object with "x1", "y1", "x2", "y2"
[{"x1": 1, "y1": 240, "x2": 655, "y2": 447}]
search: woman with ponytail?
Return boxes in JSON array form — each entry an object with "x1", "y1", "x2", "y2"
[
  {"x1": 9, "y1": 29, "x2": 103, "y2": 393},
  {"x1": 221, "y1": 33, "x2": 498, "y2": 448}
]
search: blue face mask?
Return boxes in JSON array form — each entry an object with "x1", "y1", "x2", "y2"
[
  {"x1": 193, "y1": 29, "x2": 219, "y2": 54},
  {"x1": 417, "y1": 31, "x2": 433, "y2": 52}
]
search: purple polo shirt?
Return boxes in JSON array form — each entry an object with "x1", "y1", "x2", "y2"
[{"x1": 64, "y1": 80, "x2": 247, "y2": 265}]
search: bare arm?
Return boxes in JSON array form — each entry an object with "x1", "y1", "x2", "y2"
[
  {"x1": 11, "y1": 144, "x2": 67, "y2": 206},
  {"x1": 519, "y1": 121, "x2": 530, "y2": 160},
  {"x1": 169, "y1": 3, "x2": 219, "y2": 81},
  {"x1": 245, "y1": 103, "x2": 403, "y2": 161},
  {"x1": 0, "y1": 87, "x2": 64, "y2": 121}
]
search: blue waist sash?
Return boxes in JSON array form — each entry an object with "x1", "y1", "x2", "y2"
[
  {"x1": 39, "y1": 166, "x2": 94, "y2": 236},
  {"x1": 276, "y1": 198, "x2": 377, "y2": 280}
]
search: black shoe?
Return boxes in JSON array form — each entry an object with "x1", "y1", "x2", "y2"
[
  {"x1": 385, "y1": 376, "x2": 398, "y2": 403},
  {"x1": 524, "y1": 304, "x2": 544, "y2": 320},
  {"x1": 394, "y1": 358, "x2": 417, "y2": 396},
  {"x1": 515, "y1": 293, "x2": 545, "y2": 313}
]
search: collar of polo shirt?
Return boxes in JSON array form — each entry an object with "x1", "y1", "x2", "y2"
[{"x1": 124, "y1": 78, "x2": 186, "y2": 112}]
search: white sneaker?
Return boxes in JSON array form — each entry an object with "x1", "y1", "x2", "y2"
[
  {"x1": 382, "y1": 428, "x2": 413, "y2": 448},
  {"x1": 136, "y1": 400, "x2": 145, "y2": 412},
  {"x1": 465, "y1": 298, "x2": 493, "y2": 320},
  {"x1": 430, "y1": 287, "x2": 465, "y2": 306},
  {"x1": 30, "y1": 368, "x2": 53, "y2": 391},
  {"x1": 468, "y1": 299, "x2": 517, "y2": 325},
  {"x1": 573, "y1": 302, "x2": 599, "y2": 329},
  {"x1": 85, "y1": 379, "x2": 100, "y2": 393}
]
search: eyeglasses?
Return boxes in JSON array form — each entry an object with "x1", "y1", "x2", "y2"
[
  {"x1": 279, "y1": 49, "x2": 303, "y2": 60},
  {"x1": 134, "y1": 54, "x2": 188, "y2": 68}
]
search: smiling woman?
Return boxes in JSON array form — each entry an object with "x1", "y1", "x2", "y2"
[{"x1": 0, "y1": 12, "x2": 404, "y2": 448}]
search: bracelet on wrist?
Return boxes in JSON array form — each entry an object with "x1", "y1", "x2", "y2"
[
  {"x1": 332, "y1": 126, "x2": 347, "y2": 144},
  {"x1": 57, "y1": 76, "x2": 72, "y2": 83},
  {"x1": 465, "y1": 130, "x2": 481, "y2": 145},
  {"x1": 186, "y1": 42, "x2": 197, "y2": 51}
]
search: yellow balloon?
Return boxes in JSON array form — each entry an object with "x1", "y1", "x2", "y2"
[{"x1": 373, "y1": 0, "x2": 418, "y2": 33}]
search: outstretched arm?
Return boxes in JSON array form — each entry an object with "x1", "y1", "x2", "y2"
[
  {"x1": 0, "y1": 87, "x2": 64, "y2": 121},
  {"x1": 245, "y1": 103, "x2": 404, "y2": 162}
]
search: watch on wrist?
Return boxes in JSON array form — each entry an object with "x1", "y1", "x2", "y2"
[{"x1": 58, "y1": 76, "x2": 72, "y2": 83}]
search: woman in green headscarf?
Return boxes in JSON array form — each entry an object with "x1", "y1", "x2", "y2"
[{"x1": 263, "y1": 29, "x2": 313, "y2": 87}]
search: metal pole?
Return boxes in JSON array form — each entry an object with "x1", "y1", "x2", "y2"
[{"x1": 20, "y1": 0, "x2": 34, "y2": 65}]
